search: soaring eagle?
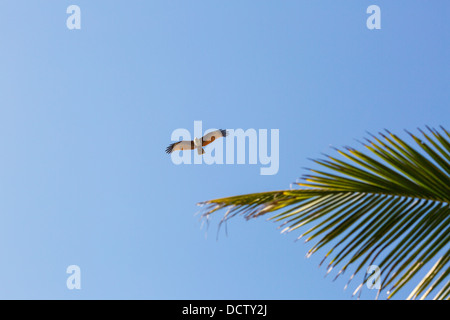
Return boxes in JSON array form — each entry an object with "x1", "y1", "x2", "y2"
[{"x1": 166, "y1": 129, "x2": 228, "y2": 155}]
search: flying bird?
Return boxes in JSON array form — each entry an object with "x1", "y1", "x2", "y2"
[{"x1": 166, "y1": 129, "x2": 228, "y2": 155}]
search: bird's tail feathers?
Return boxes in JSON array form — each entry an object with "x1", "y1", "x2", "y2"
[{"x1": 197, "y1": 148, "x2": 205, "y2": 155}]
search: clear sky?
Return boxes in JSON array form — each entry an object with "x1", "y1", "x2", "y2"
[{"x1": 0, "y1": 1, "x2": 448, "y2": 299}]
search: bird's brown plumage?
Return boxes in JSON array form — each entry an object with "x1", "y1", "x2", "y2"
[
  {"x1": 201, "y1": 129, "x2": 228, "y2": 147},
  {"x1": 165, "y1": 141, "x2": 195, "y2": 154}
]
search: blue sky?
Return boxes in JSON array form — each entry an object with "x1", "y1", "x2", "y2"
[{"x1": 0, "y1": 1, "x2": 448, "y2": 299}]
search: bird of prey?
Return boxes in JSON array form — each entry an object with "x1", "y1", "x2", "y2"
[{"x1": 166, "y1": 129, "x2": 228, "y2": 155}]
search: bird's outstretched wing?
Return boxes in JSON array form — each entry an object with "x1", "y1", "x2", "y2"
[
  {"x1": 165, "y1": 140, "x2": 194, "y2": 154},
  {"x1": 201, "y1": 129, "x2": 228, "y2": 147}
]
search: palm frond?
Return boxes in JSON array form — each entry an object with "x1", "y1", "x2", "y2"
[{"x1": 198, "y1": 126, "x2": 450, "y2": 299}]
